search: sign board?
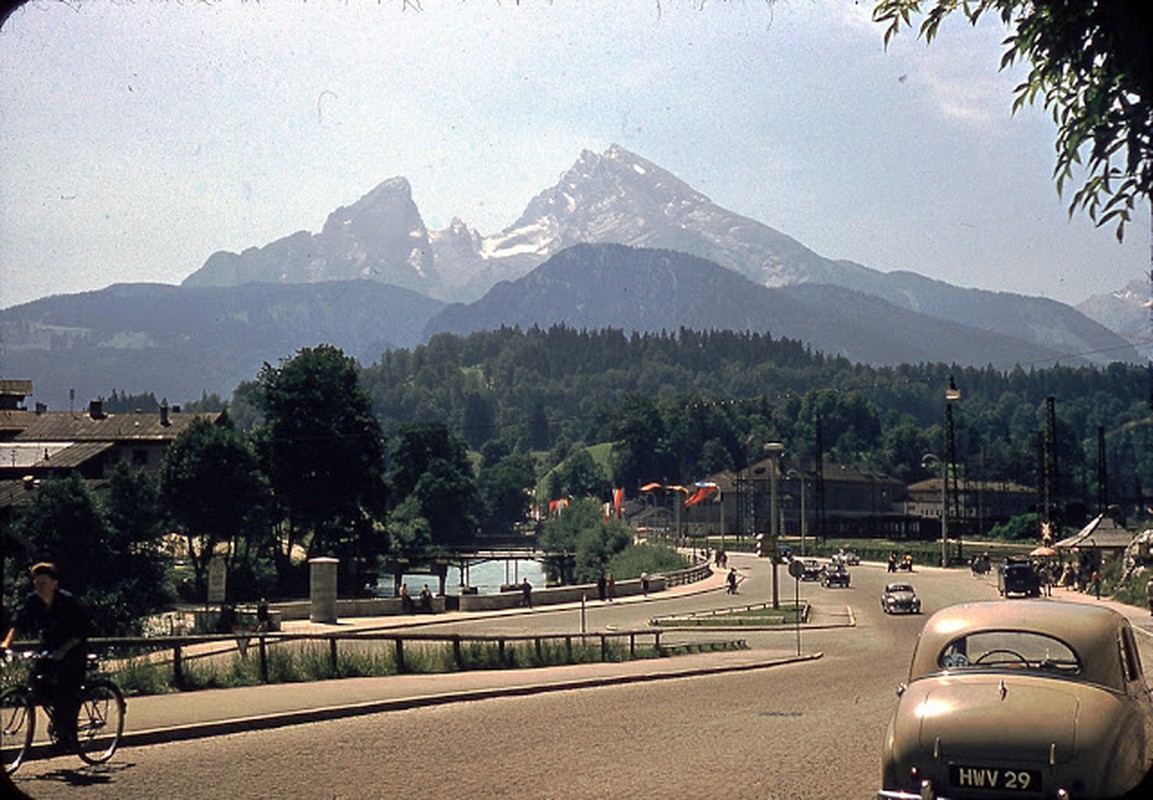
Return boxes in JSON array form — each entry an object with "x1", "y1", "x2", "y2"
[
  {"x1": 787, "y1": 559, "x2": 805, "y2": 580},
  {"x1": 207, "y1": 556, "x2": 227, "y2": 604}
]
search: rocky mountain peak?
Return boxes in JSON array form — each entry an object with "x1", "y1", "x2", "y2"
[{"x1": 320, "y1": 176, "x2": 421, "y2": 237}]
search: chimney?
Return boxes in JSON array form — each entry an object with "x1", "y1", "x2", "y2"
[
  {"x1": 88, "y1": 399, "x2": 105, "y2": 420},
  {"x1": 35, "y1": 402, "x2": 47, "y2": 415},
  {"x1": 160, "y1": 399, "x2": 170, "y2": 427}
]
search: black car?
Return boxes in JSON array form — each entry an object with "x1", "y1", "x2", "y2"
[
  {"x1": 800, "y1": 559, "x2": 823, "y2": 581},
  {"x1": 998, "y1": 558, "x2": 1042, "y2": 597},
  {"x1": 822, "y1": 565, "x2": 851, "y2": 588}
]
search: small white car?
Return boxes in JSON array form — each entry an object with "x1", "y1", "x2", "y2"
[{"x1": 881, "y1": 582, "x2": 920, "y2": 614}]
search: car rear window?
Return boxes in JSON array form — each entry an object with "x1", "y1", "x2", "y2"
[{"x1": 938, "y1": 630, "x2": 1081, "y2": 675}]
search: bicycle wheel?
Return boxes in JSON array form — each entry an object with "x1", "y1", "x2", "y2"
[
  {"x1": 0, "y1": 687, "x2": 35, "y2": 775},
  {"x1": 74, "y1": 679, "x2": 125, "y2": 765}
]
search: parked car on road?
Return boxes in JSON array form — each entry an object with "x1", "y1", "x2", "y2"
[
  {"x1": 822, "y1": 565, "x2": 851, "y2": 588},
  {"x1": 880, "y1": 582, "x2": 921, "y2": 614},
  {"x1": 997, "y1": 557, "x2": 1042, "y2": 598},
  {"x1": 879, "y1": 600, "x2": 1153, "y2": 799}
]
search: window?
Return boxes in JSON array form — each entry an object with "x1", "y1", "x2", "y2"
[{"x1": 938, "y1": 631, "x2": 1080, "y2": 675}]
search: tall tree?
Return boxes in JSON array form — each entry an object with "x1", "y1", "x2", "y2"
[
  {"x1": 388, "y1": 422, "x2": 478, "y2": 547},
  {"x1": 476, "y1": 451, "x2": 538, "y2": 537},
  {"x1": 254, "y1": 345, "x2": 388, "y2": 577},
  {"x1": 7, "y1": 473, "x2": 170, "y2": 635},
  {"x1": 538, "y1": 498, "x2": 632, "y2": 584},
  {"x1": 160, "y1": 416, "x2": 273, "y2": 594},
  {"x1": 610, "y1": 394, "x2": 672, "y2": 491},
  {"x1": 101, "y1": 463, "x2": 171, "y2": 613},
  {"x1": 873, "y1": 0, "x2": 1151, "y2": 238},
  {"x1": 547, "y1": 448, "x2": 610, "y2": 502}
]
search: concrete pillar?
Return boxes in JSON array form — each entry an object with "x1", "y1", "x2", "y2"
[{"x1": 309, "y1": 557, "x2": 339, "y2": 623}]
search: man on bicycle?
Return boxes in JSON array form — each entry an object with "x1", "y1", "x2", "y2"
[{"x1": 1, "y1": 562, "x2": 89, "y2": 750}]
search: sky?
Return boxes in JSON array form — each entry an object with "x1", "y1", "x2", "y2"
[{"x1": 1, "y1": 0, "x2": 1149, "y2": 312}]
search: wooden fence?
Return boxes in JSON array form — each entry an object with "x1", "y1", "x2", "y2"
[{"x1": 84, "y1": 629, "x2": 674, "y2": 688}]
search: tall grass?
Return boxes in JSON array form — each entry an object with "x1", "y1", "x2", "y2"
[{"x1": 108, "y1": 636, "x2": 686, "y2": 697}]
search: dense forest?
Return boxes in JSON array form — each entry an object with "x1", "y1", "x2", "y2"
[{"x1": 345, "y1": 325, "x2": 1152, "y2": 517}]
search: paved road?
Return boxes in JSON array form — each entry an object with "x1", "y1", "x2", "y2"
[{"x1": 6, "y1": 556, "x2": 1153, "y2": 799}]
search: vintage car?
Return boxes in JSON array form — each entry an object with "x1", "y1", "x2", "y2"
[
  {"x1": 822, "y1": 565, "x2": 851, "y2": 588},
  {"x1": 998, "y1": 557, "x2": 1042, "y2": 598},
  {"x1": 881, "y1": 582, "x2": 921, "y2": 614},
  {"x1": 832, "y1": 548, "x2": 861, "y2": 566},
  {"x1": 800, "y1": 558, "x2": 823, "y2": 582},
  {"x1": 879, "y1": 601, "x2": 1153, "y2": 800}
]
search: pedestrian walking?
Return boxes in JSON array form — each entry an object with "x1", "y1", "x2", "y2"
[
  {"x1": 521, "y1": 577, "x2": 533, "y2": 608},
  {"x1": 726, "y1": 567, "x2": 738, "y2": 595}
]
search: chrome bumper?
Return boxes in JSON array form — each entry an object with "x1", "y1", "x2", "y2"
[{"x1": 877, "y1": 781, "x2": 948, "y2": 800}]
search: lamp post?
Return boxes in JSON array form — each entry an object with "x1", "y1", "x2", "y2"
[
  {"x1": 765, "y1": 442, "x2": 785, "y2": 609},
  {"x1": 922, "y1": 452, "x2": 947, "y2": 567},
  {"x1": 944, "y1": 378, "x2": 962, "y2": 563},
  {"x1": 787, "y1": 468, "x2": 807, "y2": 557}
]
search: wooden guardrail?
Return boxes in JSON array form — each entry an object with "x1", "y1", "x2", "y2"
[{"x1": 75, "y1": 629, "x2": 674, "y2": 688}]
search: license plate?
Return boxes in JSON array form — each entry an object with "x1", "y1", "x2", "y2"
[{"x1": 949, "y1": 765, "x2": 1042, "y2": 792}]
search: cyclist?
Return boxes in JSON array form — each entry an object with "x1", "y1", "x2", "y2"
[{"x1": 1, "y1": 562, "x2": 89, "y2": 751}]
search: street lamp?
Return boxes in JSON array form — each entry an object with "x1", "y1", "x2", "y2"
[
  {"x1": 786, "y1": 468, "x2": 807, "y2": 557},
  {"x1": 765, "y1": 442, "x2": 785, "y2": 609},
  {"x1": 922, "y1": 452, "x2": 947, "y2": 567},
  {"x1": 944, "y1": 377, "x2": 962, "y2": 563}
]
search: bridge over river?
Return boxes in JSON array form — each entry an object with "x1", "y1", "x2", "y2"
[{"x1": 375, "y1": 547, "x2": 566, "y2": 596}]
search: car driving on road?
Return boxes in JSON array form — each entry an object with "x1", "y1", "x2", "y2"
[
  {"x1": 822, "y1": 564, "x2": 851, "y2": 588},
  {"x1": 997, "y1": 556, "x2": 1042, "y2": 598},
  {"x1": 881, "y1": 582, "x2": 920, "y2": 614},
  {"x1": 878, "y1": 600, "x2": 1153, "y2": 800},
  {"x1": 800, "y1": 558, "x2": 823, "y2": 582}
]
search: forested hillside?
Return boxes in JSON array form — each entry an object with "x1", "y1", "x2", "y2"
[{"x1": 353, "y1": 325, "x2": 1153, "y2": 513}]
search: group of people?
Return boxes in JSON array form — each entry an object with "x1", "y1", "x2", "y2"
[
  {"x1": 398, "y1": 582, "x2": 434, "y2": 613},
  {"x1": 886, "y1": 552, "x2": 914, "y2": 572}
]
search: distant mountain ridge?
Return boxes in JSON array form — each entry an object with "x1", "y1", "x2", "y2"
[
  {"x1": 182, "y1": 144, "x2": 1141, "y2": 365},
  {"x1": 1076, "y1": 279, "x2": 1152, "y2": 360},
  {"x1": 427, "y1": 243, "x2": 1085, "y2": 368},
  {"x1": 0, "y1": 281, "x2": 443, "y2": 409},
  {"x1": 3, "y1": 145, "x2": 1144, "y2": 410}
]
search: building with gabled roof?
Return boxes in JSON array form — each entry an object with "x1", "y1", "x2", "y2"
[{"x1": 0, "y1": 383, "x2": 222, "y2": 511}]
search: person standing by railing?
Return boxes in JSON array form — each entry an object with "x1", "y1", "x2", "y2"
[{"x1": 1, "y1": 562, "x2": 89, "y2": 751}]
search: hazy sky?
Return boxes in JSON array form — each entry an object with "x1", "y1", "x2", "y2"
[{"x1": 1, "y1": 0, "x2": 1149, "y2": 312}]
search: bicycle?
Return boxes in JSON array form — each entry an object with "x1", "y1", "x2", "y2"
[{"x1": 1, "y1": 650, "x2": 126, "y2": 775}]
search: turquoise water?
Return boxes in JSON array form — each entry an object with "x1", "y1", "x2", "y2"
[{"x1": 379, "y1": 558, "x2": 548, "y2": 596}]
